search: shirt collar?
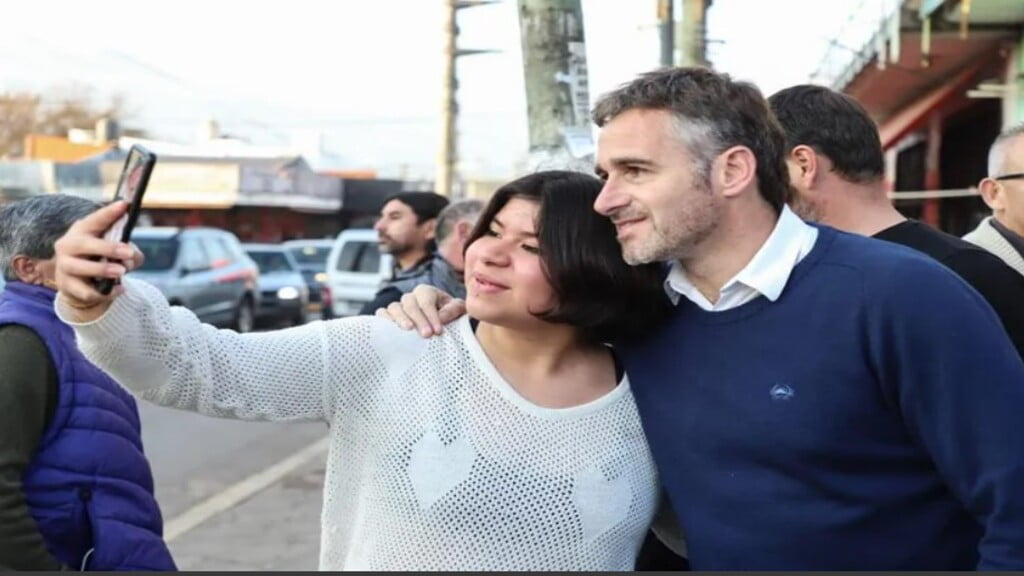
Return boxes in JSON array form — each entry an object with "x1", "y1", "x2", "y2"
[
  {"x1": 664, "y1": 205, "x2": 817, "y2": 306},
  {"x1": 990, "y1": 217, "x2": 1024, "y2": 258},
  {"x1": 392, "y1": 253, "x2": 434, "y2": 280}
]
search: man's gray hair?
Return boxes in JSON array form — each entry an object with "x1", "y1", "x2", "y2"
[
  {"x1": 435, "y1": 198, "x2": 484, "y2": 243},
  {"x1": 591, "y1": 67, "x2": 790, "y2": 212},
  {"x1": 988, "y1": 122, "x2": 1024, "y2": 177},
  {"x1": 0, "y1": 194, "x2": 101, "y2": 281}
]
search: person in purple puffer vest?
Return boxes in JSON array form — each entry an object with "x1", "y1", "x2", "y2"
[{"x1": 0, "y1": 194, "x2": 174, "y2": 571}]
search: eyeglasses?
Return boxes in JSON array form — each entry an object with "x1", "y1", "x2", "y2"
[{"x1": 994, "y1": 173, "x2": 1024, "y2": 181}]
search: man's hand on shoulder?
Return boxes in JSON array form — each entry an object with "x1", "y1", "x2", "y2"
[{"x1": 375, "y1": 284, "x2": 466, "y2": 337}]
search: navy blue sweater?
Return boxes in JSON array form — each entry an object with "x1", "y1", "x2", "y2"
[{"x1": 621, "y1": 226, "x2": 1024, "y2": 570}]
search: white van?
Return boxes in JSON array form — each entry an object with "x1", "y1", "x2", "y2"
[{"x1": 324, "y1": 229, "x2": 394, "y2": 317}]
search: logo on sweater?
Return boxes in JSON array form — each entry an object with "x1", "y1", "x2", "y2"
[{"x1": 769, "y1": 383, "x2": 795, "y2": 401}]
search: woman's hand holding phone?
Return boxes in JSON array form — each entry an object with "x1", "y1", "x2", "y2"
[{"x1": 54, "y1": 201, "x2": 145, "y2": 323}]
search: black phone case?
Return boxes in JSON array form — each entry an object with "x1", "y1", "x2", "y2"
[{"x1": 94, "y1": 147, "x2": 157, "y2": 295}]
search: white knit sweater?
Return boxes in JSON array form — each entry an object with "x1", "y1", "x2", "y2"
[
  {"x1": 57, "y1": 278, "x2": 660, "y2": 571},
  {"x1": 963, "y1": 217, "x2": 1024, "y2": 277}
]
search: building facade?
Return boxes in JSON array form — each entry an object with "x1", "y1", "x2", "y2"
[{"x1": 814, "y1": 0, "x2": 1024, "y2": 235}]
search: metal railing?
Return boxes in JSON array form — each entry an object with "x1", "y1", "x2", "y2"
[
  {"x1": 889, "y1": 187, "x2": 979, "y2": 200},
  {"x1": 811, "y1": 0, "x2": 906, "y2": 89}
]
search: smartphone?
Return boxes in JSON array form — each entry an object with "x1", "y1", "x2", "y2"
[{"x1": 95, "y1": 145, "x2": 157, "y2": 295}]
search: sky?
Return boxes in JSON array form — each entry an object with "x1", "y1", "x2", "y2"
[{"x1": 0, "y1": 0, "x2": 878, "y2": 180}]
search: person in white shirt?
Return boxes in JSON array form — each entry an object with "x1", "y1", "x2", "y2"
[{"x1": 50, "y1": 170, "x2": 672, "y2": 571}]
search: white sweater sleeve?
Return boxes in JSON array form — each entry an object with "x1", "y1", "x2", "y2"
[{"x1": 56, "y1": 277, "x2": 379, "y2": 423}]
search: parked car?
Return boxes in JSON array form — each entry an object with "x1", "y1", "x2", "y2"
[
  {"x1": 283, "y1": 239, "x2": 333, "y2": 319},
  {"x1": 243, "y1": 243, "x2": 309, "y2": 328},
  {"x1": 128, "y1": 227, "x2": 260, "y2": 332},
  {"x1": 324, "y1": 229, "x2": 392, "y2": 317}
]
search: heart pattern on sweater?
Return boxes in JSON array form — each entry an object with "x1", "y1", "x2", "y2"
[
  {"x1": 372, "y1": 319, "x2": 429, "y2": 384},
  {"x1": 572, "y1": 467, "x2": 634, "y2": 542},
  {"x1": 408, "y1": 429, "x2": 476, "y2": 509}
]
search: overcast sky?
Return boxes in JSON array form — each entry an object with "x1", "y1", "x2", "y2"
[{"x1": 1, "y1": 0, "x2": 872, "y2": 179}]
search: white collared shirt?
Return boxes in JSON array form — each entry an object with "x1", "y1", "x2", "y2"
[{"x1": 665, "y1": 205, "x2": 818, "y2": 311}]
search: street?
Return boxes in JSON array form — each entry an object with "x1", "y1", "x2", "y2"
[{"x1": 138, "y1": 401, "x2": 327, "y2": 570}]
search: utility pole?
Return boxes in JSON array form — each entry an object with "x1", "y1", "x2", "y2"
[
  {"x1": 518, "y1": 0, "x2": 593, "y2": 167},
  {"x1": 437, "y1": 0, "x2": 498, "y2": 198},
  {"x1": 677, "y1": 0, "x2": 711, "y2": 67},
  {"x1": 657, "y1": 0, "x2": 675, "y2": 68}
]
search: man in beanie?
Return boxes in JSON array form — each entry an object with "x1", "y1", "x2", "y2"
[{"x1": 359, "y1": 192, "x2": 449, "y2": 314}]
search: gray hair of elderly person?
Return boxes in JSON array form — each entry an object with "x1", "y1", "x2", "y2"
[
  {"x1": 0, "y1": 194, "x2": 102, "y2": 281},
  {"x1": 435, "y1": 198, "x2": 484, "y2": 243},
  {"x1": 987, "y1": 122, "x2": 1024, "y2": 176}
]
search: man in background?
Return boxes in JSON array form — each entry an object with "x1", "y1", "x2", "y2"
[
  {"x1": 769, "y1": 83, "x2": 1024, "y2": 357},
  {"x1": 964, "y1": 124, "x2": 1024, "y2": 279},
  {"x1": 0, "y1": 195, "x2": 174, "y2": 571},
  {"x1": 359, "y1": 192, "x2": 449, "y2": 314}
]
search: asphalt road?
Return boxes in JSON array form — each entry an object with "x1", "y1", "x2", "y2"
[
  {"x1": 128, "y1": 313, "x2": 330, "y2": 568},
  {"x1": 138, "y1": 402, "x2": 326, "y2": 521}
]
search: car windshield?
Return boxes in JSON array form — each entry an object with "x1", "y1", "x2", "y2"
[
  {"x1": 134, "y1": 238, "x2": 180, "y2": 271},
  {"x1": 248, "y1": 251, "x2": 293, "y2": 274},
  {"x1": 288, "y1": 245, "x2": 331, "y2": 268}
]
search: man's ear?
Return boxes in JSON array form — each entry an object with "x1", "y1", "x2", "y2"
[
  {"x1": 714, "y1": 145, "x2": 757, "y2": 199},
  {"x1": 421, "y1": 218, "x2": 438, "y2": 241},
  {"x1": 455, "y1": 220, "x2": 474, "y2": 241},
  {"x1": 790, "y1": 145, "x2": 819, "y2": 186},
  {"x1": 10, "y1": 255, "x2": 42, "y2": 284},
  {"x1": 978, "y1": 178, "x2": 1004, "y2": 213}
]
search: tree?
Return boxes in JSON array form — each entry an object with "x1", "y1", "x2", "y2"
[
  {"x1": 0, "y1": 85, "x2": 143, "y2": 159},
  {"x1": 0, "y1": 92, "x2": 40, "y2": 159}
]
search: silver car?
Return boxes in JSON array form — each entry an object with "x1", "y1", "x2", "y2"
[
  {"x1": 244, "y1": 243, "x2": 309, "y2": 327},
  {"x1": 283, "y1": 239, "x2": 334, "y2": 319},
  {"x1": 128, "y1": 227, "x2": 261, "y2": 332}
]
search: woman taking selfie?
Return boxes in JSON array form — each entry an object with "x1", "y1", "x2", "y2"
[{"x1": 51, "y1": 170, "x2": 671, "y2": 571}]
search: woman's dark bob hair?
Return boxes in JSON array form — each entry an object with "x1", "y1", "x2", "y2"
[{"x1": 465, "y1": 170, "x2": 671, "y2": 343}]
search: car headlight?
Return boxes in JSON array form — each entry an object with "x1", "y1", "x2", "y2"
[
  {"x1": 314, "y1": 272, "x2": 327, "y2": 283},
  {"x1": 277, "y1": 286, "x2": 300, "y2": 300}
]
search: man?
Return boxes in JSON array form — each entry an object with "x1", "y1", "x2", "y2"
[
  {"x1": 965, "y1": 123, "x2": 1024, "y2": 277},
  {"x1": 379, "y1": 198, "x2": 483, "y2": 307},
  {"x1": 768, "y1": 84, "x2": 1024, "y2": 356},
  {"x1": 434, "y1": 198, "x2": 484, "y2": 281},
  {"x1": 385, "y1": 67, "x2": 1024, "y2": 570},
  {"x1": 358, "y1": 191, "x2": 449, "y2": 314},
  {"x1": 0, "y1": 195, "x2": 174, "y2": 570}
]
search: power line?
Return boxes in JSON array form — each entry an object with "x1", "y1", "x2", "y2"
[
  {"x1": 3, "y1": 27, "x2": 519, "y2": 148},
  {"x1": 4, "y1": 33, "x2": 298, "y2": 143}
]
